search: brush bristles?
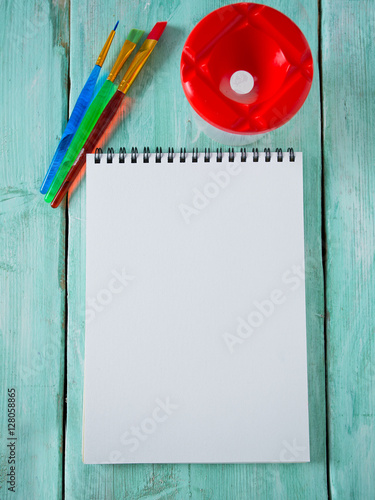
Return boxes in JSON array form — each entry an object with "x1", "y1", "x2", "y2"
[{"x1": 147, "y1": 22, "x2": 167, "y2": 41}]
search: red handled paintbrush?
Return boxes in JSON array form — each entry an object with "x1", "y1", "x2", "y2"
[{"x1": 51, "y1": 22, "x2": 167, "y2": 208}]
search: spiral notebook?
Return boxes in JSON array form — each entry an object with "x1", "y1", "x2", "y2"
[{"x1": 83, "y1": 148, "x2": 309, "y2": 464}]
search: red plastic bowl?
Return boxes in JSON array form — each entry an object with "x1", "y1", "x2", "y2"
[{"x1": 180, "y1": 3, "x2": 313, "y2": 135}]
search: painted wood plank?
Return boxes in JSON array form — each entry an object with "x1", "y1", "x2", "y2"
[
  {"x1": 322, "y1": 2, "x2": 375, "y2": 498},
  {"x1": 65, "y1": 0, "x2": 327, "y2": 498},
  {"x1": 0, "y1": 0, "x2": 69, "y2": 498}
]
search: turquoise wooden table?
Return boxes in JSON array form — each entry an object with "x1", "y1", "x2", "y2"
[{"x1": 0, "y1": 0, "x2": 374, "y2": 498}]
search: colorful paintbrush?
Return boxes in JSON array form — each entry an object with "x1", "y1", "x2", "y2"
[
  {"x1": 44, "y1": 28, "x2": 144, "y2": 203},
  {"x1": 50, "y1": 22, "x2": 167, "y2": 208},
  {"x1": 40, "y1": 22, "x2": 119, "y2": 194}
]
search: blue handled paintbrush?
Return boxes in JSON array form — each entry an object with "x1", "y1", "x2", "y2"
[{"x1": 40, "y1": 21, "x2": 119, "y2": 194}]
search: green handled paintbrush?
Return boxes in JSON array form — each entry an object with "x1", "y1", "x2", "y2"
[{"x1": 44, "y1": 28, "x2": 144, "y2": 203}]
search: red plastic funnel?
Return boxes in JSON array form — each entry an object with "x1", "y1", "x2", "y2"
[{"x1": 181, "y1": 3, "x2": 313, "y2": 135}]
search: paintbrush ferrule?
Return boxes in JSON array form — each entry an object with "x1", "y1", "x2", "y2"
[
  {"x1": 118, "y1": 39, "x2": 157, "y2": 94},
  {"x1": 107, "y1": 40, "x2": 137, "y2": 82},
  {"x1": 96, "y1": 29, "x2": 116, "y2": 67}
]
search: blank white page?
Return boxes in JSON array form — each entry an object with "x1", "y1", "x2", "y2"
[{"x1": 83, "y1": 150, "x2": 309, "y2": 464}]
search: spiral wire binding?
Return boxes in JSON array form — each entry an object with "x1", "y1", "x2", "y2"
[
  {"x1": 156, "y1": 147, "x2": 162, "y2": 163},
  {"x1": 168, "y1": 147, "x2": 174, "y2": 163},
  {"x1": 143, "y1": 147, "x2": 150, "y2": 163},
  {"x1": 93, "y1": 147, "x2": 296, "y2": 163},
  {"x1": 119, "y1": 147, "x2": 126, "y2": 163},
  {"x1": 180, "y1": 147, "x2": 186, "y2": 162},
  {"x1": 288, "y1": 147, "x2": 295, "y2": 162},
  {"x1": 131, "y1": 147, "x2": 138, "y2": 163},
  {"x1": 107, "y1": 147, "x2": 114, "y2": 163},
  {"x1": 192, "y1": 148, "x2": 198, "y2": 163},
  {"x1": 264, "y1": 148, "x2": 271, "y2": 162},
  {"x1": 94, "y1": 148, "x2": 102, "y2": 163}
]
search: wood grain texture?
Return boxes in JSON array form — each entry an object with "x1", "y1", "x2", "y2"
[
  {"x1": 322, "y1": 1, "x2": 375, "y2": 498},
  {"x1": 65, "y1": 1, "x2": 327, "y2": 499},
  {"x1": 0, "y1": 0, "x2": 69, "y2": 498}
]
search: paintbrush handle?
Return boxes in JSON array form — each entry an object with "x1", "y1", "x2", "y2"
[
  {"x1": 51, "y1": 90, "x2": 125, "y2": 208},
  {"x1": 40, "y1": 64, "x2": 102, "y2": 194},
  {"x1": 44, "y1": 80, "x2": 117, "y2": 202},
  {"x1": 41, "y1": 22, "x2": 119, "y2": 195}
]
